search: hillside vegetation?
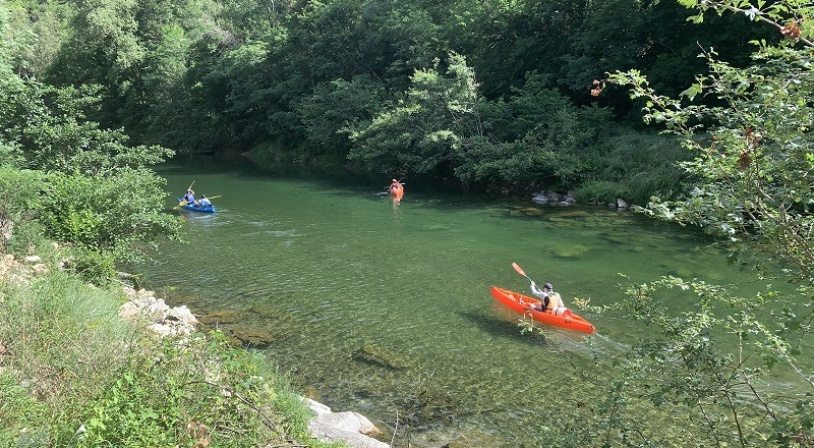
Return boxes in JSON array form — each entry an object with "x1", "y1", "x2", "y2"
[
  {"x1": 3, "y1": 0, "x2": 814, "y2": 446},
  {"x1": 3, "y1": 0, "x2": 776, "y2": 202}
]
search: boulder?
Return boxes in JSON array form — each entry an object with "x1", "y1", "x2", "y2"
[{"x1": 302, "y1": 398, "x2": 390, "y2": 448}]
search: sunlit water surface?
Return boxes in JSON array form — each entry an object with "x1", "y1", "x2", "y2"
[{"x1": 134, "y1": 159, "x2": 799, "y2": 447}]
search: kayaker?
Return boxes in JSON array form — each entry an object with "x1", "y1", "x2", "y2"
[
  {"x1": 390, "y1": 179, "x2": 402, "y2": 192},
  {"x1": 389, "y1": 179, "x2": 404, "y2": 204},
  {"x1": 196, "y1": 195, "x2": 212, "y2": 208},
  {"x1": 183, "y1": 189, "x2": 195, "y2": 204},
  {"x1": 530, "y1": 281, "x2": 562, "y2": 312}
]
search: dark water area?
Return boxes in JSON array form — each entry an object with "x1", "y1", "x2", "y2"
[{"x1": 134, "y1": 155, "x2": 802, "y2": 447}]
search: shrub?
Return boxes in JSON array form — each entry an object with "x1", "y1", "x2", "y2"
[{"x1": 36, "y1": 170, "x2": 180, "y2": 263}]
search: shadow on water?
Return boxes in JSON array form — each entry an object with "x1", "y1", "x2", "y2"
[{"x1": 457, "y1": 310, "x2": 551, "y2": 348}]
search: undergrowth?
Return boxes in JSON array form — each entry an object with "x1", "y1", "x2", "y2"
[{"x1": 0, "y1": 268, "x2": 342, "y2": 448}]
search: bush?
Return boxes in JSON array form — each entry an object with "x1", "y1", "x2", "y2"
[
  {"x1": 63, "y1": 248, "x2": 118, "y2": 286},
  {"x1": 36, "y1": 169, "x2": 180, "y2": 263},
  {"x1": 0, "y1": 166, "x2": 49, "y2": 254}
]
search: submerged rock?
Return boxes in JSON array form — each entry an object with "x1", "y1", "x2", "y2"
[
  {"x1": 228, "y1": 327, "x2": 276, "y2": 348},
  {"x1": 198, "y1": 309, "x2": 245, "y2": 325},
  {"x1": 353, "y1": 343, "x2": 411, "y2": 370}
]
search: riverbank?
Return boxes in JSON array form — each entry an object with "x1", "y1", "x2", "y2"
[{"x1": 0, "y1": 247, "x2": 389, "y2": 447}]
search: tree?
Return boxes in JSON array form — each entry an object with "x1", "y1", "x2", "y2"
[
  {"x1": 0, "y1": 4, "x2": 179, "y2": 274},
  {"x1": 348, "y1": 53, "x2": 482, "y2": 177},
  {"x1": 567, "y1": 0, "x2": 814, "y2": 445},
  {"x1": 297, "y1": 75, "x2": 386, "y2": 155},
  {"x1": 609, "y1": 1, "x2": 814, "y2": 286}
]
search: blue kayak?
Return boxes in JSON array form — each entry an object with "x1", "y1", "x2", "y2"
[{"x1": 177, "y1": 198, "x2": 215, "y2": 214}]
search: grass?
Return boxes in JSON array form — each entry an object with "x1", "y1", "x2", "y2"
[{"x1": 0, "y1": 259, "x2": 345, "y2": 448}]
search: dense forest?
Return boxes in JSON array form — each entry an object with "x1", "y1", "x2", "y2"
[
  {"x1": 4, "y1": 0, "x2": 814, "y2": 446},
  {"x1": 3, "y1": 0, "x2": 775, "y2": 204}
]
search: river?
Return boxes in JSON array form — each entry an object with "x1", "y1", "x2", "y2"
[{"x1": 134, "y1": 156, "x2": 776, "y2": 447}]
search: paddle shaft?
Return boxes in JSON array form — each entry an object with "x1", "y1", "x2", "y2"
[
  {"x1": 384, "y1": 179, "x2": 406, "y2": 189},
  {"x1": 512, "y1": 262, "x2": 535, "y2": 283}
]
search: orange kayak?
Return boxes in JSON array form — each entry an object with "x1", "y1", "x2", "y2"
[
  {"x1": 390, "y1": 184, "x2": 404, "y2": 201},
  {"x1": 490, "y1": 286, "x2": 595, "y2": 334}
]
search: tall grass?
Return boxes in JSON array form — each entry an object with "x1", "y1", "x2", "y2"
[
  {"x1": 576, "y1": 131, "x2": 690, "y2": 206},
  {"x1": 0, "y1": 268, "x2": 341, "y2": 447}
]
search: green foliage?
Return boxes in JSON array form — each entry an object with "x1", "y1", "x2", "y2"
[
  {"x1": 2, "y1": 0, "x2": 72, "y2": 79},
  {"x1": 73, "y1": 331, "x2": 317, "y2": 447},
  {"x1": 594, "y1": 0, "x2": 814, "y2": 445},
  {"x1": 0, "y1": 166, "x2": 48, "y2": 253},
  {"x1": 298, "y1": 75, "x2": 386, "y2": 154},
  {"x1": 0, "y1": 52, "x2": 180, "y2": 272},
  {"x1": 559, "y1": 276, "x2": 808, "y2": 447},
  {"x1": 8, "y1": 0, "x2": 780, "y2": 202},
  {"x1": 0, "y1": 371, "x2": 48, "y2": 447},
  {"x1": 348, "y1": 53, "x2": 482, "y2": 176},
  {"x1": 574, "y1": 180, "x2": 631, "y2": 204},
  {"x1": 128, "y1": 24, "x2": 193, "y2": 138},
  {"x1": 0, "y1": 271, "x2": 137, "y2": 443},
  {"x1": 0, "y1": 140, "x2": 25, "y2": 168},
  {"x1": 0, "y1": 269, "x2": 330, "y2": 447},
  {"x1": 64, "y1": 247, "x2": 118, "y2": 286},
  {"x1": 572, "y1": 131, "x2": 690, "y2": 205},
  {"x1": 0, "y1": 79, "x2": 174, "y2": 175},
  {"x1": 8, "y1": 0, "x2": 760, "y2": 202},
  {"x1": 608, "y1": 16, "x2": 814, "y2": 284},
  {"x1": 36, "y1": 170, "x2": 180, "y2": 264}
]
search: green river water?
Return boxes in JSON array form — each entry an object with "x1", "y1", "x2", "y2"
[{"x1": 135, "y1": 157, "x2": 784, "y2": 447}]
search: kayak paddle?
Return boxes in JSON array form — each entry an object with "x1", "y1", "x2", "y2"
[{"x1": 512, "y1": 262, "x2": 534, "y2": 283}]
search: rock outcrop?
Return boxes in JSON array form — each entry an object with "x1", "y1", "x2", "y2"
[{"x1": 303, "y1": 398, "x2": 390, "y2": 448}]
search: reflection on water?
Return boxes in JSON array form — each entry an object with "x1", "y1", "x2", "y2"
[{"x1": 135, "y1": 161, "x2": 790, "y2": 447}]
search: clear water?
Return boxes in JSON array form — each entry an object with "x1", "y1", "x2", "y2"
[{"x1": 136, "y1": 158, "x2": 786, "y2": 447}]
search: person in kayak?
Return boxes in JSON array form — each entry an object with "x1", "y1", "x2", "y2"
[
  {"x1": 530, "y1": 281, "x2": 562, "y2": 312},
  {"x1": 389, "y1": 179, "x2": 404, "y2": 204},
  {"x1": 195, "y1": 194, "x2": 212, "y2": 208},
  {"x1": 183, "y1": 188, "x2": 195, "y2": 204},
  {"x1": 390, "y1": 179, "x2": 403, "y2": 194}
]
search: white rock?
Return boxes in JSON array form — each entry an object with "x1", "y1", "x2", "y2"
[
  {"x1": 118, "y1": 302, "x2": 141, "y2": 320},
  {"x1": 302, "y1": 398, "x2": 390, "y2": 448},
  {"x1": 167, "y1": 306, "x2": 199, "y2": 326}
]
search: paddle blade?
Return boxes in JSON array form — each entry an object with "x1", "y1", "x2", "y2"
[
  {"x1": 512, "y1": 262, "x2": 526, "y2": 277},
  {"x1": 208, "y1": 195, "x2": 221, "y2": 200}
]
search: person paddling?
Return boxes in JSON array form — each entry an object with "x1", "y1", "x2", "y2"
[
  {"x1": 389, "y1": 179, "x2": 404, "y2": 204},
  {"x1": 389, "y1": 179, "x2": 403, "y2": 194},
  {"x1": 195, "y1": 194, "x2": 212, "y2": 208},
  {"x1": 530, "y1": 281, "x2": 562, "y2": 313},
  {"x1": 183, "y1": 188, "x2": 195, "y2": 205}
]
